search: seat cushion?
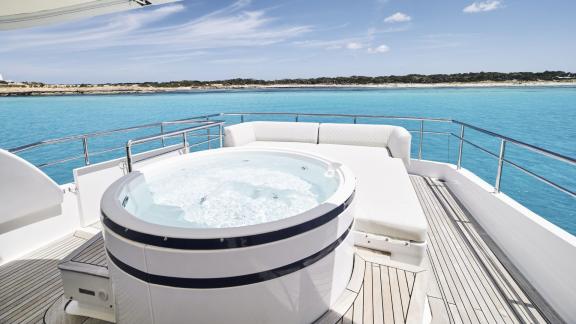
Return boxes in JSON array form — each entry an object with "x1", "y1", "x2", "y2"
[
  {"x1": 252, "y1": 121, "x2": 319, "y2": 144},
  {"x1": 318, "y1": 123, "x2": 393, "y2": 148},
  {"x1": 244, "y1": 141, "x2": 427, "y2": 242}
]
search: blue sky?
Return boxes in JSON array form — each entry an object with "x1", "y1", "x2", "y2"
[{"x1": 1, "y1": 0, "x2": 575, "y2": 83}]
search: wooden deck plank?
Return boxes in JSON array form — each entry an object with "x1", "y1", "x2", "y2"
[
  {"x1": 432, "y1": 180, "x2": 550, "y2": 323},
  {"x1": 414, "y1": 177, "x2": 471, "y2": 324},
  {"x1": 415, "y1": 176, "x2": 503, "y2": 324},
  {"x1": 423, "y1": 182, "x2": 483, "y2": 323},
  {"x1": 427, "y1": 180, "x2": 516, "y2": 324},
  {"x1": 397, "y1": 269, "x2": 410, "y2": 320},
  {"x1": 421, "y1": 180, "x2": 508, "y2": 324},
  {"x1": 0, "y1": 235, "x2": 88, "y2": 324},
  {"x1": 348, "y1": 254, "x2": 366, "y2": 294},
  {"x1": 353, "y1": 285, "x2": 364, "y2": 324},
  {"x1": 410, "y1": 175, "x2": 553, "y2": 324},
  {"x1": 380, "y1": 263, "x2": 394, "y2": 324},
  {"x1": 405, "y1": 271, "x2": 428, "y2": 324},
  {"x1": 405, "y1": 272, "x2": 415, "y2": 297},
  {"x1": 0, "y1": 238, "x2": 83, "y2": 279},
  {"x1": 388, "y1": 267, "x2": 404, "y2": 324},
  {"x1": 372, "y1": 265, "x2": 384, "y2": 324},
  {"x1": 363, "y1": 263, "x2": 374, "y2": 324}
]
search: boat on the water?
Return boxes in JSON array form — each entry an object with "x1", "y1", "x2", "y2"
[{"x1": 0, "y1": 112, "x2": 574, "y2": 324}]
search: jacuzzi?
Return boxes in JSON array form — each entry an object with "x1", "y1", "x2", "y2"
[{"x1": 101, "y1": 148, "x2": 356, "y2": 324}]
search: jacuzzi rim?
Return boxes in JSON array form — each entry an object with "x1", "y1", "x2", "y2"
[{"x1": 101, "y1": 147, "x2": 356, "y2": 249}]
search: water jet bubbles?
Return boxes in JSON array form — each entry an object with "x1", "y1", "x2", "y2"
[{"x1": 324, "y1": 162, "x2": 342, "y2": 178}]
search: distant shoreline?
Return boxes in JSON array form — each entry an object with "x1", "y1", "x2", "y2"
[{"x1": 1, "y1": 80, "x2": 575, "y2": 97}]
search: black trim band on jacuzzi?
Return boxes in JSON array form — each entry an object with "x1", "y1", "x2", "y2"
[
  {"x1": 102, "y1": 191, "x2": 354, "y2": 250},
  {"x1": 106, "y1": 223, "x2": 352, "y2": 289}
]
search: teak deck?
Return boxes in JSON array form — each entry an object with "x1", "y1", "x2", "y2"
[{"x1": 0, "y1": 176, "x2": 559, "y2": 324}]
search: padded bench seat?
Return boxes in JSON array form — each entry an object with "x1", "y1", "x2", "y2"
[
  {"x1": 224, "y1": 121, "x2": 427, "y2": 264},
  {"x1": 246, "y1": 141, "x2": 427, "y2": 243}
]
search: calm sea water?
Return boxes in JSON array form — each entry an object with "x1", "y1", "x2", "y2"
[{"x1": 0, "y1": 87, "x2": 574, "y2": 234}]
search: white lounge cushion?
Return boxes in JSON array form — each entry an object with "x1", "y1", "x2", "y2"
[
  {"x1": 318, "y1": 123, "x2": 392, "y2": 147},
  {"x1": 319, "y1": 123, "x2": 411, "y2": 167},
  {"x1": 253, "y1": 121, "x2": 319, "y2": 143},
  {"x1": 387, "y1": 127, "x2": 412, "y2": 168},
  {"x1": 223, "y1": 122, "x2": 256, "y2": 147},
  {"x1": 224, "y1": 121, "x2": 319, "y2": 147},
  {"x1": 224, "y1": 121, "x2": 412, "y2": 167},
  {"x1": 244, "y1": 141, "x2": 427, "y2": 242}
]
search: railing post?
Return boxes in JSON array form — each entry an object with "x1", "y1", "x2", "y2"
[
  {"x1": 418, "y1": 120, "x2": 424, "y2": 160},
  {"x1": 82, "y1": 136, "x2": 90, "y2": 165},
  {"x1": 160, "y1": 123, "x2": 165, "y2": 147},
  {"x1": 207, "y1": 127, "x2": 211, "y2": 149},
  {"x1": 495, "y1": 139, "x2": 507, "y2": 193},
  {"x1": 126, "y1": 142, "x2": 133, "y2": 173},
  {"x1": 457, "y1": 125, "x2": 465, "y2": 169},
  {"x1": 182, "y1": 132, "x2": 188, "y2": 153},
  {"x1": 219, "y1": 124, "x2": 223, "y2": 148}
]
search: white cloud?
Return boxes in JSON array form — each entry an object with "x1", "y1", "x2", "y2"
[
  {"x1": 293, "y1": 37, "x2": 366, "y2": 50},
  {"x1": 463, "y1": 1, "x2": 503, "y2": 13},
  {"x1": 346, "y1": 42, "x2": 363, "y2": 50},
  {"x1": 368, "y1": 44, "x2": 390, "y2": 53},
  {"x1": 384, "y1": 12, "x2": 411, "y2": 23}
]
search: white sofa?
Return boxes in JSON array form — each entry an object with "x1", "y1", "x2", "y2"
[
  {"x1": 224, "y1": 121, "x2": 427, "y2": 265},
  {"x1": 224, "y1": 121, "x2": 412, "y2": 168}
]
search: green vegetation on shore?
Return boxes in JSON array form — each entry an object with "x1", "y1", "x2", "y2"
[
  {"x1": 124, "y1": 71, "x2": 575, "y2": 88},
  {"x1": 2, "y1": 71, "x2": 574, "y2": 88}
]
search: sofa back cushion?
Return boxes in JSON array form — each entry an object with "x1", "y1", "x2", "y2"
[
  {"x1": 319, "y1": 123, "x2": 412, "y2": 167},
  {"x1": 223, "y1": 121, "x2": 411, "y2": 168},
  {"x1": 318, "y1": 123, "x2": 394, "y2": 147},
  {"x1": 252, "y1": 121, "x2": 319, "y2": 143},
  {"x1": 223, "y1": 122, "x2": 256, "y2": 147}
]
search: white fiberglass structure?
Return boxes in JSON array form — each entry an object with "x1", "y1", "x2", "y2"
[
  {"x1": 0, "y1": 0, "x2": 179, "y2": 30},
  {"x1": 0, "y1": 113, "x2": 574, "y2": 324},
  {"x1": 101, "y1": 148, "x2": 356, "y2": 323}
]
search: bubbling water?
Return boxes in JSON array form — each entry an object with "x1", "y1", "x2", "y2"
[{"x1": 125, "y1": 152, "x2": 340, "y2": 229}]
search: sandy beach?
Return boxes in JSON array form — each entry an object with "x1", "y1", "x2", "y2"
[{"x1": 1, "y1": 80, "x2": 575, "y2": 97}]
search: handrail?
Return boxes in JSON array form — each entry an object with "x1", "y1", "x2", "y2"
[
  {"x1": 6, "y1": 111, "x2": 575, "y2": 200},
  {"x1": 125, "y1": 121, "x2": 224, "y2": 172},
  {"x1": 222, "y1": 112, "x2": 575, "y2": 198},
  {"x1": 8, "y1": 114, "x2": 220, "y2": 154},
  {"x1": 222, "y1": 112, "x2": 452, "y2": 123},
  {"x1": 452, "y1": 120, "x2": 576, "y2": 166}
]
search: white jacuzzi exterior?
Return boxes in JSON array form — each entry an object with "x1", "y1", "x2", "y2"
[{"x1": 101, "y1": 148, "x2": 357, "y2": 324}]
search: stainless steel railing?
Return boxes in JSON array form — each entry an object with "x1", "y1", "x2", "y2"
[
  {"x1": 8, "y1": 114, "x2": 220, "y2": 168},
  {"x1": 6, "y1": 111, "x2": 575, "y2": 198},
  {"x1": 124, "y1": 121, "x2": 224, "y2": 172},
  {"x1": 223, "y1": 112, "x2": 576, "y2": 198}
]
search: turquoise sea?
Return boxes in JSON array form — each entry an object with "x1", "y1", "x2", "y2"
[{"x1": 0, "y1": 87, "x2": 575, "y2": 235}]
